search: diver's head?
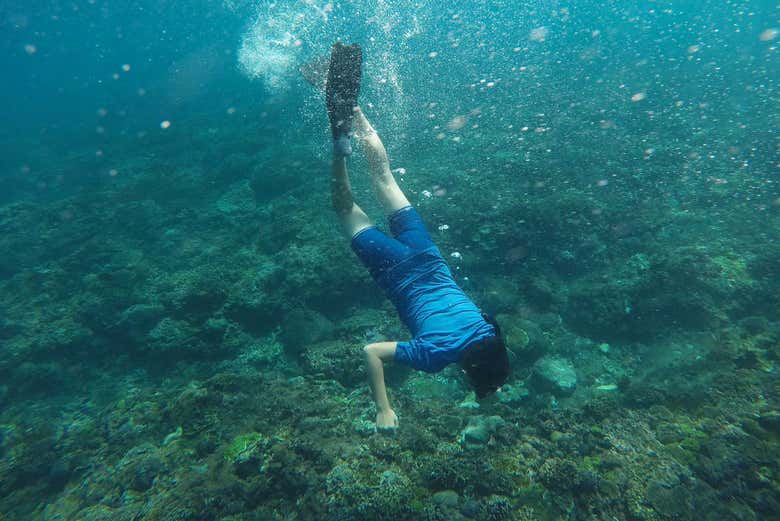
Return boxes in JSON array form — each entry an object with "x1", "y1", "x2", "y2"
[{"x1": 460, "y1": 324, "x2": 510, "y2": 398}]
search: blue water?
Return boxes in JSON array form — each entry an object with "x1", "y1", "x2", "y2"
[{"x1": 0, "y1": 1, "x2": 778, "y2": 519}]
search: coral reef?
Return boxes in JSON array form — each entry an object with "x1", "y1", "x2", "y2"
[{"x1": 1, "y1": 9, "x2": 778, "y2": 518}]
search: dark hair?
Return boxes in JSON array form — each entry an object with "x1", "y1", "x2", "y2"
[{"x1": 460, "y1": 314, "x2": 510, "y2": 398}]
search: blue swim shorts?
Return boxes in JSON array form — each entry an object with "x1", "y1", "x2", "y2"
[{"x1": 350, "y1": 206, "x2": 436, "y2": 290}]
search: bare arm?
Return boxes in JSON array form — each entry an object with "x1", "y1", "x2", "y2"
[{"x1": 363, "y1": 342, "x2": 399, "y2": 431}]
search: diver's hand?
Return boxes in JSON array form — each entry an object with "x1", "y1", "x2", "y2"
[{"x1": 375, "y1": 409, "x2": 399, "y2": 433}]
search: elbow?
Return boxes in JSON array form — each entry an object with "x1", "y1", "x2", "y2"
[{"x1": 363, "y1": 344, "x2": 381, "y2": 367}]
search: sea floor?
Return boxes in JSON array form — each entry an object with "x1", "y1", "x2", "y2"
[{"x1": 0, "y1": 110, "x2": 778, "y2": 520}]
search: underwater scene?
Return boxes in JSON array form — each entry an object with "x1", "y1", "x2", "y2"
[{"x1": 1, "y1": 0, "x2": 778, "y2": 519}]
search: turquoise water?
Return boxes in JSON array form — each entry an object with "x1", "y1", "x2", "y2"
[{"x1": 1, "y1": 1, "x2": 778, "y2": 519}]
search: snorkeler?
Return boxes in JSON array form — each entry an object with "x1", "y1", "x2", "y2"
[{"x1": 319, "y1": 42, "x2": 509, "y2": 432}]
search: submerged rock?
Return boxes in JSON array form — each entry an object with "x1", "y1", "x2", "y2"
[
  {"x1": 432, "y1": 489, "x2": 460, "y2": 507},
  {"x1": 495, "y1": 315, "x2": 550, "y2": 363},
  {"x1": 460, "y1": 415, "x2": 506, "y2": 449},
  {"x1": 496, "y1": 383, "x2": 530, "y2": 406},
  {"x1": 530, "y1": 356, "x2": 577, "y2": 396}
]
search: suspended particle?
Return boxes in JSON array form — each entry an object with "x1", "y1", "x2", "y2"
[
  {"x1": 112, "y1": 73, "x2": 120, "y2": 80},
  {"x1": 687, "y1": 44, "x2": 700, "y2": 54},
  {"x1": 436, "y1": 132, "x2": 446, "y2": 140},
  {"x1": 428, "y1": 51, "x2": 438, "y2": 58},
  {"x1": 227, "y1": 107, "x2": 237, "y2": 114},
  {"x1": 596, "y1": 179, "x2": 609, "y2": 186},
  {"x1": 160, "y1": 120, "x2": 171, "y2": 129},
  {"x1": 447, "y1": 115, "x2": 468, "y2": 131},
  {"x1": 108, "y1": 169, "x2": 119, "y2": 177},
  {"x1": 759, "y1": 28, "x2": 778, "y2": 41},
  {"x1": 97, "y1": 108, "x2": 108, "y2": 117},
  {"x1": 121, "y1": 64, "x2": 131, "y2": 72},
  {"x1": 438, "y1": 224, "x2": 450, "y2": 231},
  {"x1": 24, "y1": 44, "x2": 36, "y2": 54},
  {"x1": 631, "y1": 92, "x2": 646, "y2": 102},
  {"x1": 137, "y1": 88, "x2": 146, "y2": 96},
  {"x1": 529, "y1": 27, "x2": 549, "y2": 42}
]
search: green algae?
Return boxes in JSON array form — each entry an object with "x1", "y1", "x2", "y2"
[{"x1": 223, "y1": 432, "x2": 266, "y2": 464}]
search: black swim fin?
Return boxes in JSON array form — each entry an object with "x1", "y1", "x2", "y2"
[{"x1": 325, "y1": 42, "x2": 362, "y2": 156}]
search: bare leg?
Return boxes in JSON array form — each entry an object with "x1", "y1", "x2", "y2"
[
  {"x1": 331, "y1": 156, "x2": 373, "y2": 238},
  {"x1": 353, "y1": 109, "x2": 411, "y2": 215}
]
